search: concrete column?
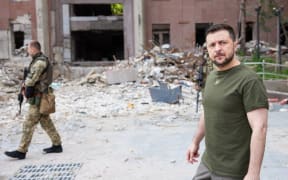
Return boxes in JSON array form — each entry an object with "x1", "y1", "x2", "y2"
[
  {"x1": 133, "y1": 0, "x2": 144, "y2": 57},
  {"x1": 62, "y1": 4, "x2": 71, "y2": 62},
  {"x1": 123, "y1": 0, "x2": 134, "y2": 59},
  {"x1": 50, "y1": 11, "x2": 56, "y2": 49},
  {"x1": 35, "y1": 0, "x2": 50, "y2": 55}
]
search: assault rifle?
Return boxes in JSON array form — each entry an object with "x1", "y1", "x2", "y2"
[
  {"x1": 195, "y1": 63, "x2": 205, "y2": 113},
  {"x1": 196, "y1": 43, "x2": 210, "y2": 113},
  {"x1": 17, "y1": 67, "x2": 29, "y2": 115}
]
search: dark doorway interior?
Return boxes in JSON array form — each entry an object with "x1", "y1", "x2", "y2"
[
  {"x1": 280, "y1": 23, "x2": 288, "y2": 46},
  {"x1": 245, "y1": 22, "x2": 254, "y2": 42},
  {"x1": 72, "y1": 30, "x2": 124, "y2": 61},
  {"x1": 195, "y1": 23, "x2": 212, "y2": 46},
  {"x1": 14, "y1": 31, "x2": 24, "y2": 49}
]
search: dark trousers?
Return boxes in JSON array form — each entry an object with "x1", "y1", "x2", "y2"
[{"x1": 193, "y1": 162, "x2": 242, "y2": 180}]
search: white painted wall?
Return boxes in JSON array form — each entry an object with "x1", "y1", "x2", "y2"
[
  {"x1": 133, "y1": 0, "x2": 144, "y2": 57},
  {"x1": 0, "y1": 31, "x2": 10, "y2": 60},
  {"x1": 35, "y1": 0, "x2": 50, "y2": 55},
  {"x1": 62, "y1": 4, "x2": 71, "y2": 62}
]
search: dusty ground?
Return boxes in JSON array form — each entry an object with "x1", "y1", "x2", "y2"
[
  {"x1": 0, "y1": 82, "x2": 199, "y2": 179},
  {"x1": 0, "y1": 81, "x2": 288, "y2": 180}
]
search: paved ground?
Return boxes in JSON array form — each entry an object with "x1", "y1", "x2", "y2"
[
  {"x1": 262, "y1": 110, "x2": 288, "y2": 179},
  {"x1": 0, "y1": 105, "x2": 288, "y2": 180}
]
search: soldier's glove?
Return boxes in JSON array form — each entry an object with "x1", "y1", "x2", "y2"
[{"x1": 25, "y1": 86, "x2": 34, "y2": 98}]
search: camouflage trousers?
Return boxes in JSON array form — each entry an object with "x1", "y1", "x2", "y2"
[{"x1": 17, "y1": 104, "x2": 61, "y2": 153}]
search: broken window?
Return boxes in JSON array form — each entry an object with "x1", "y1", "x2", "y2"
[
  {"x1": 70, "y1": 3, "x2": 124, "y2": 62},
  {"x1": 72, "y1": 4, "x2": 123, "y2": 16},
  {"x1": 152, "y1": 24, "x2": 170, "y2": 45},
  {"x1": 14, "y1": 31, "x2": 24, "y2": 49},
  {"x1": 195, "y1": 23, "x2": 212, "y2": 46}
]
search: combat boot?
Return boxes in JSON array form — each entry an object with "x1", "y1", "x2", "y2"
[
  {"x1": 4, "y1": 150, "x2": 26, "y2": 159},
  {"x1": 43, "y1": 145, "x2": 63, "y2": 153}
]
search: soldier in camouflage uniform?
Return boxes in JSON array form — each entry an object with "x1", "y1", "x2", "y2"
[{"x1": 4, "y1": 41, "x2": 62, "y2": 160}]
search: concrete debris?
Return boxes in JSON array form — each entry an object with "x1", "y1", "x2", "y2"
[
  {"x1": 105, "y1": 68, "x2": 138, "y2": 84},
  {"x1": 0, "y1": 61, "x2": 23, "y2": 94},
  {"x1": 1, "y1": 43, "x2": 287, "y2": 112},
  {"x1": 128, "y1": 45, "x2": 206, "y2": 85},
  {"x1": 79, "y1": 70, "x2": 106, "y2": 85},
  {"x1": 14, "y1": 45, "x2": 29, "y2": 57},
  {"x1": 74, "y1": 44, "x2": 208, "y2": 87},
  {"x1": 0, "y1": 56, "x2": 201, "y2": 125},
  {"x1": 244, "y1": 40, "x2": 288, "y2": 55}
]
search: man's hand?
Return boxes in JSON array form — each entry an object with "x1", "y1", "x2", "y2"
[
  {"x1": 194, "y1": 84, "x2": 202, "y2": 91},
  {"x1": 186, "y1": 143, "x2": 200, "y2": 164},
  {"x1": 279, "y1": 98, "x2": 288, "y2": 105},
  {"x1": 25, "y1": 86, "x2": 34, "y2": 98}
]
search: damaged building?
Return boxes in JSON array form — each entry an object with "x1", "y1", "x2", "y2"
[
  {"x1": 144, "y1": 0, "x2": 288, "y2": 50},
  {"x1": 0, "y1": 0, "x2": 144, "y2": 65},
  {"x1": 0, "y1": 0, "x2": 287, "y2": 65},
  {"x1": 56, "y1": 0, "x2": 144, "y2": 64},
  {"x1": 0, "y1": 0, "x2": 36, "y2": 59}
]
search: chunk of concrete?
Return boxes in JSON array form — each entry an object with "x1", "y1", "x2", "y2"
[{"x1": 105, "y1": 68, "x2": 137, "y2": 84}]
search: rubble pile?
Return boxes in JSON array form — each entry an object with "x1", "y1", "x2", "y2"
[
  {"x1": 0, "y1": 50, "x2": 202, "y2": 126},
  {"x1": 126, "y1": 44, "x2": 205, "y2": 84},
  {"x1": 79, "y1": 44, "x2": 208, "y2": 87},
  {"x1": 0, "y1": 61, "x2": 24, "y2": 95},
  {"x1": 5, "y1": 42, "x2": 287, "y2": 91},
  {"x1": 244, "y1": 40, "x2": 288, "y2": 56},
  {"x1": 2, "y1": 42, "x2": 287, "y2": 102}
]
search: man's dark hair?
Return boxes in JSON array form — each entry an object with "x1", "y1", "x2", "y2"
[
  {"x1": 205, "y1": 24, "x2": 236, "y2": 41},
  {"x1": 30, "y1": 41, "x2": 41, "y2": 51}
]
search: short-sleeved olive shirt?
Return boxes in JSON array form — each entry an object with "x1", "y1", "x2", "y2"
[{"x1": 202, "y1": 64, "x2": 269, "y2": 178}]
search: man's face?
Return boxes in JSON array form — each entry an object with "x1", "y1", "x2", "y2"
[
  {"x1": 27, "y1": 43, "x2": 38, "y2": 56},
  {"x1": 27, "y1": 44, "x2": 34, "y2": 56},
  {"x1": 206, "y1": 30, "x2": 237, "y2": 68}
]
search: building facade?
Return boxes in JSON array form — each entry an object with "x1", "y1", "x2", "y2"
[
  {"x1": 0, "y1": 0, "x2": 287, "y2": 62},
  {"x1": 144, "y1": 0, "x2": 288, "y2": 50}
]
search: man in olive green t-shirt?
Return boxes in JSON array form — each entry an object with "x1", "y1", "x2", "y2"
[{"x1": 186, "y1": 24, "x2": 269, "y2": 180}]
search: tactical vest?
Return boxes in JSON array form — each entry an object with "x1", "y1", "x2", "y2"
[{"x1": 29, "y1": 53, "x2": 53, "y2": 93}]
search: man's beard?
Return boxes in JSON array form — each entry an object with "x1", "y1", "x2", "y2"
[{"x1": 212, "y1": 53, "x2": 234, "y2": 68}]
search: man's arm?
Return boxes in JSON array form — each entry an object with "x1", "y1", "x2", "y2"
[
  {"x1": 244, "y1": 108, "x2": 268, "y2": 180},
  {"x1": 186, "y1": 113, "x2": 205, "y2": 164},
  {"x1": 25, "y1": 60, "x2": 47, "y2": 87}
]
